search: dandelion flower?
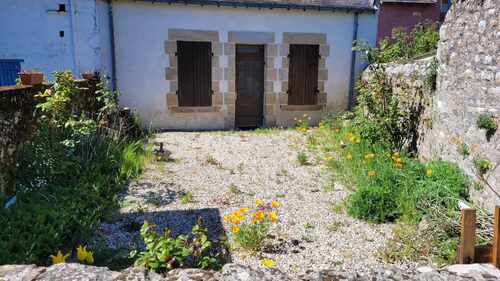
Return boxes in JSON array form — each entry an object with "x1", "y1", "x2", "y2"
[
  {"x1": 261, "y1": 258, "x2": 276, "y2": 268},
  {"x1": 271, "y1": 200, "x2": 280, "y2": 208},
  {"x1": 368, "y1": 170, "x2": 376, "y2": 177}
]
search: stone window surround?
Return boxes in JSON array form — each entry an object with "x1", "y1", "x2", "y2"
[
  {"x1": 279, "y1": 32, "x2": 329, "y2": 111},
  {"x1": 165, "y1": 29, "x2": 223, "y2": 113}
]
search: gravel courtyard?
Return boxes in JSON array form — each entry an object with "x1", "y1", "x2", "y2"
[{"x1": 96, "y1": 129, "x2": 401, "y2": 278}]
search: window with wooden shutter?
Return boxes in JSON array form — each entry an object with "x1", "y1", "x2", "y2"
[
  {"x1": 287, "y1": 44, "x2": 319, "y2": 105},
  {"x1": 177, "y1": 41, "x2": 212, "y2": 106}
]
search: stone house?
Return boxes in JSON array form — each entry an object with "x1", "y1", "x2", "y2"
[{"x1": 0, "y1": 0, "x2": 378, "y2": 129}]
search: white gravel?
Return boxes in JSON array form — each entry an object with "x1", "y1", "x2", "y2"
[{"x1": 95, "y1": 129, "x2": 407, "y2": 278}]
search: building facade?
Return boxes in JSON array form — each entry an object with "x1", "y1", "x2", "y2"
[
  {"x1": 1, "y1": 0, "x2": 378, "y2": 129},
  {"x1": 376, "y1": 0, "x2": 451, "y2": 43}
]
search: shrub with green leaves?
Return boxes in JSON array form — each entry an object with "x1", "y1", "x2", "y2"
[
  {"x1": 477, "y1": 114, "x2": 497, "y2": 132},
  {"x1": 131, "y1": 219, "x2": 221, "y2": 272},
  {"x1": 353, "y1": 22, "x2": 439, "y2": 64},
  {"x1": 474, "y1": 157, "x2": 493, "y2": 175},
  {"x1": 0, "y1": 72, "x2": 150, "y2": 265}
]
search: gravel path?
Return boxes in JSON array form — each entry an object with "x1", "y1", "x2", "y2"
[{"x1": 96, "y1": 129, "x2": 402, "y2": 279}]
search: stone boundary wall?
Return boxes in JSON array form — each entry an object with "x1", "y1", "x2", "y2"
[
  {"x1": 364, "y1": 0, "x2": 499, "y2": 209},
  {"x1": 0, "y1": 85, "x2": 38, "y2": 196},
  {"x1": 362, "y1": 56, "x2": 435, "y2": 152},
  {"x1": 0, "y1": 78, "x2": 131, "y2": 197},
  {"x1": 419, "y1": 0, "x2": 499, "y2": 208}
]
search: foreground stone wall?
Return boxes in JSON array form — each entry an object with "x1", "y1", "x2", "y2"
[
  {"x1": 419, "y1": 0, "x2": 499, "y2": 208},
  {"x1": 1, "y1": 262, "x2": 499, "y2": 281}
]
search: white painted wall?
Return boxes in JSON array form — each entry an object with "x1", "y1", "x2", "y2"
[
  {"x1": 0, "y1": 0, "x2": 111, "y2": 80},
  {"x1": 112, "y1": 1, "x2": 377, "y2": 128}
]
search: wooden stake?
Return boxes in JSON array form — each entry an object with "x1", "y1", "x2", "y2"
[
  {"x1": 459, "y1": 208, "x2": 476, "y2": 264},
  {"x1": 492, "y1": 206, "x2": 500, "y2": 267}
]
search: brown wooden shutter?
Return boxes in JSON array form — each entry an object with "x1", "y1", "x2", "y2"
[
  {"x1": 288, "y1": 44, "x2": 319, "y2": 105},
  {"x1": 177, "y1": 41, "x2": 212, "y2": 106}
]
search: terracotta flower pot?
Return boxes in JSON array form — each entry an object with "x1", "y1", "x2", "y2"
[{"x1": 18, "y1": 71, "x2": 44, "y2": 85}]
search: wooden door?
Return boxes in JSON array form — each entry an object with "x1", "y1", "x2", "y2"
[{"x1": 235, "y1": 45, "x2": 264, "y2": 128}]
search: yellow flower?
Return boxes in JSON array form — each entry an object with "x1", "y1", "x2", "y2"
[
  {"x1": 261, "y1": 258, "x2": 276, "y2": 268},
  {"x1": 156, "y1": 156, "x2": 162, "y2": 161},
  {"x1": 324, "y1": 156, "x2": 333, "y2": 162},
  {"x1": 346, "y1": 153, "x2": 353, "y2": 160},
  {"x1": 252, "y1": 211, "x2": 265, "y2": 222},
  {"x1": 426, "y1": 168, "x2": 433, "y2": 177},
  {"x1": 50, "y1": 251, "x2": 70, "y2": 264},
  {"x1": 231, "y1": 226, "x2": 240, "y2": 234},
  {"x1": 239, "y1": 207, "x2": 249, "y2": 213},
  {"x1": 76, "y1": 245, "x2": 94, "y2": 264},
  {"x1": 395, "y1": 162, "x2": 403, "y2": 169},
  {"x1": 255, "y1": 198, "x2": 264, "y2": 207},
  {"x1": 395, "y1": 157, "x2": 403, "y2": 164},
  {"x1": 268, "y1": 211, "x2": 278, "y2": 223},
  {"x1": 368, "y1": 170, "x2": 376, "y2": 177},
  {"x1": 364, "y1": 153, "x2": 375, "y2": 160},
  {"x1": 271, "y1": 200, "x2": 280, "y2": 208}
]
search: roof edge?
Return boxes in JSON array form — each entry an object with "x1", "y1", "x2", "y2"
[{"x1": 118, "y1": 0, "x2": 377, "y2": 13}]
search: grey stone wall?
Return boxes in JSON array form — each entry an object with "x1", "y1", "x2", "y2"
[
  {"x1": 0, "y1": 85, "x2": 37, "y2": 196},
  {"x1": 419, "y1": 0, "x2": 499, "y2": 208}
]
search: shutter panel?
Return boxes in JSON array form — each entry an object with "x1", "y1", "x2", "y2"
[
  {"x1": 177, "y1": 41, "x2": 212, "y2": 106},
  {"x1": 288, "y1": 44, "x2": 319, "y2": 105}
]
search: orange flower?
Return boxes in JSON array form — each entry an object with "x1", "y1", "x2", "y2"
[{"x1": 252, "y1": 211, "x2": 265, "y2": 222}]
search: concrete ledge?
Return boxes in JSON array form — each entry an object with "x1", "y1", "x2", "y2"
[
  {"x1": 283, "y1": 32, "x2": 326, "y2": 44},
  {"x1": 168, "y1": 29, "x2": 219, "y2": 42},
  {"x1": 280, "y1": 104, "x2": 324, "y2": 111},
  {"x1": 228, "y1": 31, "x2": 275, "y2": 44},
  {"x1": 170, "y1": 106, "x2": 221, "y2": 113}
]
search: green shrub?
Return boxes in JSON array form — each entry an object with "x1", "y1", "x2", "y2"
[
  {"x1": 474, "y1": 157, "x2": 493, "y2": 175},
  {"x1": 477, "y1": 114, "x2": 497, "y2": 131},
  {"x1": 0, "y1": 72, "x2": 149, "y2": 265},
  {"x1": 347, "y1": 185, "x2": 400, "y2": 223},
  {"x1": 353, "y1": 22, "x2": 439, "y2": 64},
  {"x1": 131, "y1": 220, "x2": 221, "y2": 272},
  {"x1": 297, "y1": 151, "x2": 309, "y2": 165}
]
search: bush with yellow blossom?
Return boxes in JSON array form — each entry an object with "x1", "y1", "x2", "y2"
[
  {"x1": 316, "y1": 119, "x2": 470, "y2": 224},
  {"x1": 225, "y1": 199, "x2": 280, "y2": 252}
]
